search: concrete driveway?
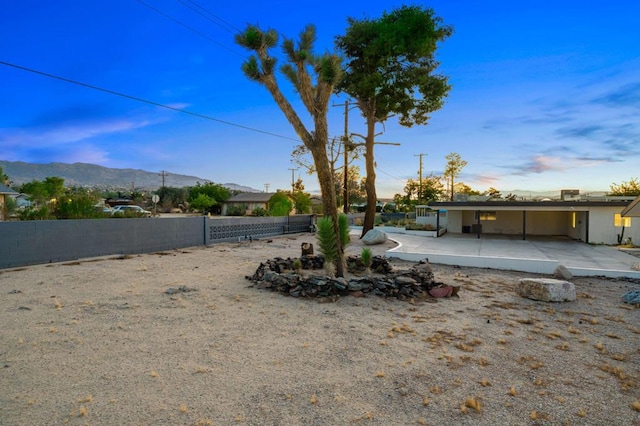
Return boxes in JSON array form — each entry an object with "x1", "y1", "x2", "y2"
[{"x1": 376, "y1": 231, "x2": 640, "y2": 278}]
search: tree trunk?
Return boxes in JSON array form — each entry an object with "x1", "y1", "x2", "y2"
[
  {"x1": 361, "y1": 111, "x2": 377, "y2": 237},
  {"x1": 309, "y1": 145, "x2": 345, "y2": 277}
]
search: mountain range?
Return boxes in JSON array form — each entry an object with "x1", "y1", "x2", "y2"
[{"x1": 0, "y1": 160, "x2": 259, "y2": 192}]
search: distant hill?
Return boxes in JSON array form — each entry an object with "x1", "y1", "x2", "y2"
[{"x1": 0, "y1": 160, "x2": 259, "y2": 192}]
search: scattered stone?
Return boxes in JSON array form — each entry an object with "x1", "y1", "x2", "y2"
[
  {"x1": 165, "y1": 286, "x2": 198, "y2": 295},
  {"x1": 361, "y1": 229, "x2": 388, "y2": 245},
  {"x1": 553, "y1": 264, "x2": 573, "y2": 280},
  {"x1": 515, "y1": 278, "x2": 576, "y2": 302},
  {"x1": 622, "y1": 290, "x2": 640, "y2": 305},
  {"x1": 9, "y1": 289, "x2": 22, "y2": 294},
  {"x1": 246, "y1": 256, "x2": 452, "y2": 302}
]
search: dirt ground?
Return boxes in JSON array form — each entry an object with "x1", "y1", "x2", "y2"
[{"x1": 1, "y1": 233, "x2": 639, "y2": 425}]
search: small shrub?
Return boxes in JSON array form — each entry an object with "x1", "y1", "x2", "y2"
[
  {"x1": 252, "y1": 207, "x2": 267, "y2": 216},
  {"x1": 316, "y1": 217, "x2": 338, "y2": 269},
  {"x1": 361, "y1": 247, "x2": 373, "y2": 270}
]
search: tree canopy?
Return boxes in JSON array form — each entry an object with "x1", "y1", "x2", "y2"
[
  {"x1": 609, "y1": 178, "x2": 640, "y2": 196},
  {"x1": 335, "y1": 5, "x2": 453, "y2": 235}
]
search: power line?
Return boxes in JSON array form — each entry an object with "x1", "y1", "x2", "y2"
[
  {"x1": 134, "y1": 0, "x2": 244, "y2": 58},
  {"x1": 0, "y1": 60, "x2": 301, "y2": 143},
  {"x1": 177, "y1": 0, "x2": 241, "y2": 34}
]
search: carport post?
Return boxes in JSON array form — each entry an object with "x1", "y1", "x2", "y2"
[{"x1": 522, "y1": 210, "x2": 526, "y2": 240}]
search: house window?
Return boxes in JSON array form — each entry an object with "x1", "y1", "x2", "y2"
[
  {"x1": 477, "y1": 211, "x2": 496, "y2": 221},
  {"x1": 614, "y1": 213, "x2": 631, "y2": 227}
]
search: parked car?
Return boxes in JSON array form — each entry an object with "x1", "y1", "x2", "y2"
[{"x1": 111, "y1": 205, "x2": 152, "y2": 217}]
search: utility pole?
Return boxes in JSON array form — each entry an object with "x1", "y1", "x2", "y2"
[
  {"x1": 414, "y1": 153, "x2": 427, "y2": 204},
  {"x1": 288, "y1": 168, "x2": 297, "y2": 191},
  {"x1": 159, "y1": 170, "x2": 169, "y2": 191},
  {"x1": 333, "y1": 100, "x2": 352, "y2": 213}
]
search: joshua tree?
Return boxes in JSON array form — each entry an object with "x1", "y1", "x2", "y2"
[{"x1": 236, "y1": 24, "x2": 346, "y2": 276}]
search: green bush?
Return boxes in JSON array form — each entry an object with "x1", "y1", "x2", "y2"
[
  {"x1": 316, "y1": 216, "x2": 338, "y2": 267},
  {"x1": 268, "y1": 192, "x2": 293, "y2": 216},
  {"x1": 252, "y1": 207, "x2": 267, "y2": 216}
]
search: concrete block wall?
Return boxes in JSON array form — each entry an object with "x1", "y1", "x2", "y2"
[{"x1": 0, "y1": 215, "x2": 313, "y2": 269}]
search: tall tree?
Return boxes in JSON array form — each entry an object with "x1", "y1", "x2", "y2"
[
  {"x1": 444, "y1": 152, "x2": 467, "y2": 201},
  {"x1": 236, "y1": 24, "x2": 347, "y2": 276},
  {"x1": 336, "y1": 5, "x2": 453, "y2": 236},
  {"x1": 609, "y1": 178, "x2": 640, "y2": 196}
]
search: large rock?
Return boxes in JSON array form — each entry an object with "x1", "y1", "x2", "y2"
[
  {"x1": 515, "y1": 278, "x2": 576, "y2": 302},
  {"x1": 362, "y1": 228, "x2": 388, "y2": 245}
]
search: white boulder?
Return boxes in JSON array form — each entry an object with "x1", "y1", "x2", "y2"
[
  {"x1": 515, "y1": 278, "x2": 576, "y2": 302},
  {"x1": 362, "y1": 229, "x2": 388, "y2": 245}
]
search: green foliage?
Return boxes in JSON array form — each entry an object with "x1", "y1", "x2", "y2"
[
  {"x1": 293, "y1": 191, "x2": 312, "y2": 214},
  {"x1": 56, "y1": 191, "x2": 101, "y2": 219},
  {"x1": 252, "y1": 207, "x2": 267, "y2": 216},
  {"x1": 361, "y1": 247, "x2": 373, "y2": 269},
  {"x1": 18, "y1": 205, "x2": 53, "y2": 220},
  {"x1": 316, "y1": 216, "x2": 338, "y2": 266},
  {"x1": 444, "y1": 152, "x2": 468, "y2": 201},
  {"x1": 0, "y1": 165, "x2": 9, "y2": 185},
  {"x1": 189, "y1": 182, "x2": 230, "y2": 214},
  {"x1": 226, "y1": 205, "x2": 246, "y2": 216},
  {"x1": 609, "y1": 178, "x2": 640, "y2": 196},
  {"x1": 336, "y1": 5, "x2": 453, "y2": 125},
  {"x1": 190, "y1": 193, "x2": 215, "y2": 213},
  {"x1": 338, "y1": 213, "x2": 350, "y2": 249},
  {"x1": 4, "y1": 194, "x2": 17, "y2": 215},
  {"x1": 157, "y1": 186, "x2": 188, "y2": 210},
  {"x1": 20, "y1": 176, "x2": 65, "y2": 205},
  {"x1": 268, "y1": 192, "x2": 293, "y2": 216}
]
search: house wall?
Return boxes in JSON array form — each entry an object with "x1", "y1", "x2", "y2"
[
  {"x1": 589, "y1": 206, "x2": 636, "y2": 245},
  {"x1": 447, "y1": 210, "x2": 463, "y2": 232},
  {"x1": 482, "y1": 211, "x2": 522, "y2": 234},
  {"x1": 526, "y1": 211, "x2": 568, "y2": 235},
  {"x1": 0, "y1": 194, "x2": 5, "y2": 221},
  {"x1": 566, "y1": 211, "x2": 587, "y2": 241}
]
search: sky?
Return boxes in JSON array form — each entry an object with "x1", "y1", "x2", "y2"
[{"x1": 1, "y1": 1, "x2": 639, "y2": 198}]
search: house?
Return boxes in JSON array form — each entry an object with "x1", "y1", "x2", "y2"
[
  {"x1": 0, "y1": 184, "x2": 19, "y2": 221},
  {"x1": 620, "y1": 195, "x2": 640, "y2": 245},
  {"x1": 426, "y1": 193, "x2": 638, "y2": 245},
  {"x1": 12, "y1": 193, "x2": 32, "y2": 209},
  {"x1": 221, "y1": 192, "x2": 296, "y2": 216}
]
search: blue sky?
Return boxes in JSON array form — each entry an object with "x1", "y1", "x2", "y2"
[{"x1": 1, "y1": 1, "x2": 638, "y2": 197}]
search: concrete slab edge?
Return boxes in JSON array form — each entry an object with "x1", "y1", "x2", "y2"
[{"x1": 386, "y1": 239, "x2": 640, "y2": 279}]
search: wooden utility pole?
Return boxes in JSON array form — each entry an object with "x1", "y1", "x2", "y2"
[
  {"x1": 414, "y1": 153, "x2": 427, "y2": 203},
  {"x1": 288, "y1": 168, "x2": 297, "y2": 191},
  {"x1": 333, "y1": 100, "x2": 351, "y2": 213},
  {"x1": 159, "y1": 170, "x2": 169, "y2": 191}
]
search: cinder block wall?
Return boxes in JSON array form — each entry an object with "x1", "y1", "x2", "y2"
[{"x1": 0, "y1": 215, "x2": 314, "y2": 269}]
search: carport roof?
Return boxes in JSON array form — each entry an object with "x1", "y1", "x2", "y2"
[
  {"x1": 427, "y1": 200, "x2": 630, "y2": 211},
  {"x1": 621, "y1": 195, "x2": 640, "y2": 217}
]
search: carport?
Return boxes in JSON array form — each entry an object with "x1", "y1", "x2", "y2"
[{"x1": 428, "y1": 200, "x2": 631, "y2": 245}]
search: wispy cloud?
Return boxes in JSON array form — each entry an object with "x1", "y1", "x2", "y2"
[
  {"x1": 591, "y1": 82, "x2": 640, "y2": 108},
  {"x1": 508, "y1": 154, "x2": 617, "y2": 176},
  {"x1": 0, "y1": 117, "x2": 152, "y2": 149}
]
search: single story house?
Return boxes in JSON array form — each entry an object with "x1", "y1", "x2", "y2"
[
  {"x1": 221, "y1": 192, "x2": 296, "y2": 216},
  {"x1": 0, "y1": 184, "x2": 19, "y2": 221},
  {"x1": 425, "y1": 195, "x2": 638, "y2": 245},
  {"x1": 12, "y1": 193, "x2": 32, "y2": 209}
]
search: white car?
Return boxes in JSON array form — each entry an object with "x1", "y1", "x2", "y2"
[{"x1": 111, "y1": 205, "x2": 152, "y2": 217}]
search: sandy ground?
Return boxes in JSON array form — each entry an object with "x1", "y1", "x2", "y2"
[{"x1": 1, "y1": 232, "x2": 639, "y2": 426}]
